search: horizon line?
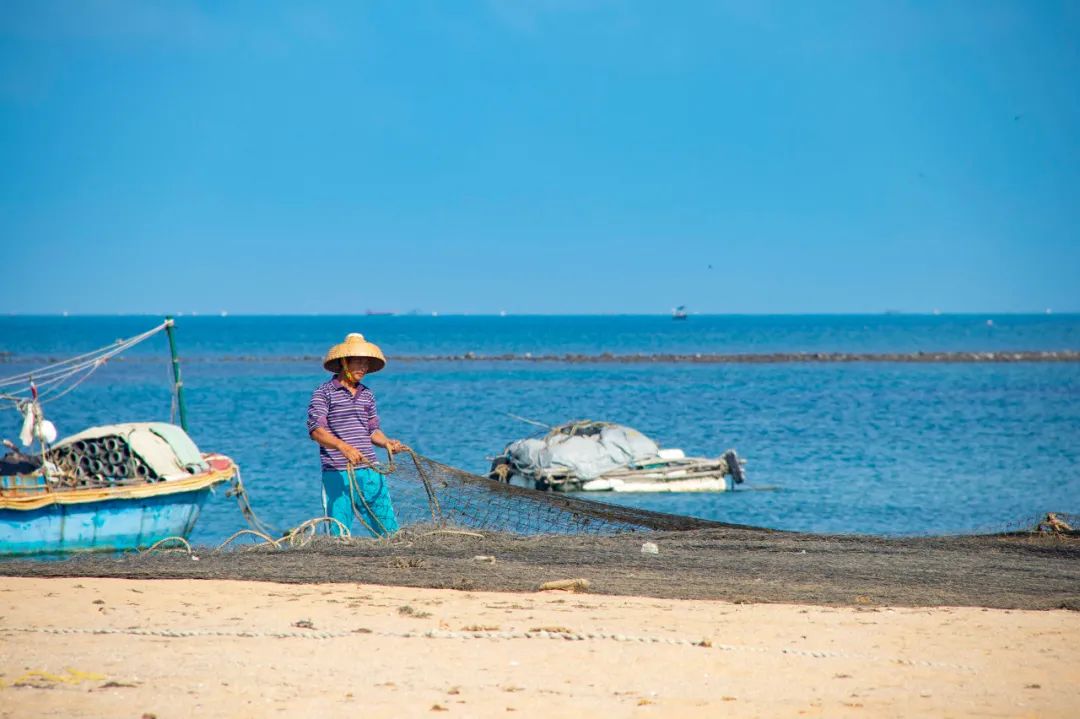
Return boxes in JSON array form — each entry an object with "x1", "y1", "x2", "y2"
[{"x1": 0, "y1": 311, "x2": 1076, "y2": 319}]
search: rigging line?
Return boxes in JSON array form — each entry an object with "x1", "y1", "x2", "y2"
[
  {"x1": 1, "y1": 352, "x2": 116, "y2": 386},
  {"x1": 23, "y1": 357, "x2": 107, "y2": 394},
  {"x1": 0, "y1": 322, "x2": 168, "y2": 387},
  {"x1": 2, "y1": 356, "x2": 106, "y2": 398},
  {"x1": 0, "y1": 328, "x2": 163, "y2": 396},
  {"x1": 505, "y1": 412, "x2": 553, "y2": 430},
  {"x1": 1, "y1": 352, "x2": 132, "y2": 394},
  {"x1": 38, "y1": 363, "x2": 104, "y2": 404},
  {"x1": 0, "y1": 342, "x2": 121, "y2": 386},
  {"x1": 0, "y1": 390, "x2": 27, "y2": 401},
  {"x1": 36, "y1": 354, "x2": 123, "y2": 399}
]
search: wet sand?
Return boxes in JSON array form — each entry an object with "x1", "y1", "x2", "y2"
[{"x1": 1, "y1": 577, "x2": 1077, "y2": 718}]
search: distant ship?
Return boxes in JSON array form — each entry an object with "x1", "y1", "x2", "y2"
[
  {"x1": 672, "y1": 305, "x2": 688, "y2": 320},
  {"x1": 365, "y1": 310, "x2": 397, "y2": 316}
]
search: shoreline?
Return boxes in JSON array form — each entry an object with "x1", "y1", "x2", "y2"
[{"x1": 1, "y1": 577, "x2": 1077, "y2": 718}]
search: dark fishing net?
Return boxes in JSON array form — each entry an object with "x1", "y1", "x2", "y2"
[
  {"x1": 993, "y1": 511, "x2": 1080, "y2": 536},
  {"x1": 6, "y1": 522, "x2": 1078, "y2": 609},
  {"x1": 3, "y1": 453, "x2": 1077, "y2": 608},
  {"x1": 381, "y1": 451, "x2": 738, "y2": 535},
  {"x1": 374, "y1": 452, "x2": 1080, "y2": 539}
]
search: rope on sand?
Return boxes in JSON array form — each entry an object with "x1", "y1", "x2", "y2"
[
  {"x1": 140, "y1": 517, "x2": 354, "y2": 558},
  {"x1": 0, "y1": 625, "x2": 976, "y2": 672},
  {"x1": 214, "y1": 529, "x2": 281, "y2": 550},
  {"x1": 422, "y1": 529, "x2": 485, "y2": 539},
  {"x1": 212, "y1": 517, "x2": 354, "y2": 552},
  {"x1": 281, "y1": 517, "x2": 352, "y2": 547},
  {"x1": 143, "y1": 537, "x2": 194, "y2": 555}
]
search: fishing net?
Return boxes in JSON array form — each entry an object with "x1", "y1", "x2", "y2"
[
  {"x1": 380, "y1": 451, "x2": 736, "y2": 535},
  {"x1": 232, "y1": 450, "x2": 1074, "y2": 540},
  {"x1": 6, "y1": 513, "x2": 1078, "y2": 609},
  {"x1": 4, "y1": 452, "x2": 1077, "y2": 608}
]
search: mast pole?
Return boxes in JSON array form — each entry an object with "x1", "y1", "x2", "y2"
[{"x1": 164, "y1": 316, "x2": 189, "y2": 432}]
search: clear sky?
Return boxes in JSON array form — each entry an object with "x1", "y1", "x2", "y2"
[{"x1": 1, "y1": 1, "x2": 1078, "y2": 315}]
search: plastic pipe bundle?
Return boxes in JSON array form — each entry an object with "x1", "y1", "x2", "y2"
[{"x1": 50, "y1": 435, "x2": 158, "y2": 486}]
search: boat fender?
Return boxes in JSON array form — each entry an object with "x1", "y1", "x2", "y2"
[{"x1": 18, "y1": 403, "x2": 57, "y2": 447}]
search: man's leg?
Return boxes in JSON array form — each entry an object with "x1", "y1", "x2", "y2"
[
  {"x1": 353, "y1": 468, "x2": 400, "y2": 537},
  {"x1": 321, "y1": 470, "x2": 353, "y2": 536}
]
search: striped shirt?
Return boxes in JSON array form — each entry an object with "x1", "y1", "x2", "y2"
[{"x1": 307, "y1": 378, "x2": 381, "y2": 470}]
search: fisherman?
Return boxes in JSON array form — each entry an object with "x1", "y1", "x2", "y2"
[{"x1": 307, "y1": 333, "x2": 406, "y2": 537}]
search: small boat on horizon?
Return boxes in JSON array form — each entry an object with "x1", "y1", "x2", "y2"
[{"x1": 672, "y1": 305, "x2": 689, "y2": 320}]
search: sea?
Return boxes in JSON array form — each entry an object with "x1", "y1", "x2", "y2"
[{"x1": 2, "y1": 314, "x2": 1078, "y2": 543}]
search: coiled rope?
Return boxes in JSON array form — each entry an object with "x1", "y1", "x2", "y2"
[{"x1": 141, "y1": 516, "x2": 355, "y2": 556}]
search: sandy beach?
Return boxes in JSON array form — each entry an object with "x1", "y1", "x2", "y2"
[{"x1": 1, "y1": 577, "x2": 1077, "y2": 718}]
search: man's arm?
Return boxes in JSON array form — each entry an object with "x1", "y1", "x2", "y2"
[
  {"x1": 371, "y1": 430, "x2": 406, "y2": 453},
  {"x1": 310, "y1": 427, "x2": 366, "y2": 466},
  {"x1": 365, "y1": 392, "x2": 406, "y2": 453},
  {"x1": 307, "y1": 387, "x2": 366, "y2": 465}
]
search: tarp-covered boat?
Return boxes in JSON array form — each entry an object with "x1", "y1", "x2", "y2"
[{"x1": 489, "y1": 420, "x2": 745, "y2": 493}]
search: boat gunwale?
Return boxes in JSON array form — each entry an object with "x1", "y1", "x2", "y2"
[{"x1": 0, "y1": 458, "x2": 236, "y2": 511}]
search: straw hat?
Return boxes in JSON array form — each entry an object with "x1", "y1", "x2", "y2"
[{"x1": 323, "y1": 333, "x2": 386, "y2": 373}]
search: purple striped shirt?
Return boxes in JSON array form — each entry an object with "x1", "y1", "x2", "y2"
[{"x1": 307, "y1": 378, "x2": 381, "y2": 470}]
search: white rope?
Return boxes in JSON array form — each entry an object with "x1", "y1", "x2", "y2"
[
  {"x1": 0, "y1": 322, "x2": 170, "y2": 404},
  {"x1": 0, "y1": 322, "x2": 167, "y2": 387},
  {"x1": 0, "y1": 625, "x2": 976, "y2": 671},
  {"x1": 35, "y1": 361, "x2": 104, "y2": 404},
  {"x1": 0, "y1": 334, "x2": 153, "y2": 385}
]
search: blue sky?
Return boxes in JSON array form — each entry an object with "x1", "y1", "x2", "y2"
[{"x1": 1, "y1": 1, "x2": 1078, "y2": 314}]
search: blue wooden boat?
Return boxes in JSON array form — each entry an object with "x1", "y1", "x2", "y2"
[
  {"x1": 0, "y1": 450, "x2": 235, "y2": 556},
  {"x1": 0, "y1": 319, "x2": 238, "y2": 556}
]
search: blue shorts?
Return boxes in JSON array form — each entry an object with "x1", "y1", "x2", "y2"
[{"x1": 321, "y1": 467, "x2": 400, "y2": 537}]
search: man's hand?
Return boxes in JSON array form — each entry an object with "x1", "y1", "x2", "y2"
[
  {"x1": 339, "y1": 443, "x2": 366, "y2": 466},
  {"x1": 371, "y1": 429, "x2": 407, "y2": 453},
  {"x1": 311, "y1": 428, "x2": 368, "y2": 466}
]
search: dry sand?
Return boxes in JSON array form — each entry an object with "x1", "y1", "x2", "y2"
[{"x1": 1, "y1": 577, "x2": 1077, "y2": 718}]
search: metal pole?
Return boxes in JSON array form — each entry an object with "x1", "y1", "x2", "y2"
[{"x1": 164, "y1": 316, "x2": 188, "y2": 432}]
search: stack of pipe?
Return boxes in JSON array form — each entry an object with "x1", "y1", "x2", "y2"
[{"x1": 50, "y1": 436, "x2": 157, "y2": 486}]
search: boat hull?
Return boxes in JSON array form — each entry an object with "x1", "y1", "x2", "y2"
[
  {"x1": 0, "y1": 487, "x2": 213, "y2": 556},
  {"x1": 579, "y1": 476, "x2": 731, "y2": 492},
  {"x1": 0, "y1": 454, "x2": 235, "y2": 557},
  {"x1": 507, "y1": 474, "x2": 733, "y2": 493}
]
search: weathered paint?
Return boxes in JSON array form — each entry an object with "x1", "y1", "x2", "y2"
[{"x1": 0, "y1": 487, "x2": 214, "y2": 556}]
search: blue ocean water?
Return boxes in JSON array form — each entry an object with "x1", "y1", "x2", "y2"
[
  {"x1": 2, "y1": 315, "x2": 1078, "y2": 542},
  {"x1": 3, "y1": 313, "x2": 1079, "y2": 357}
]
